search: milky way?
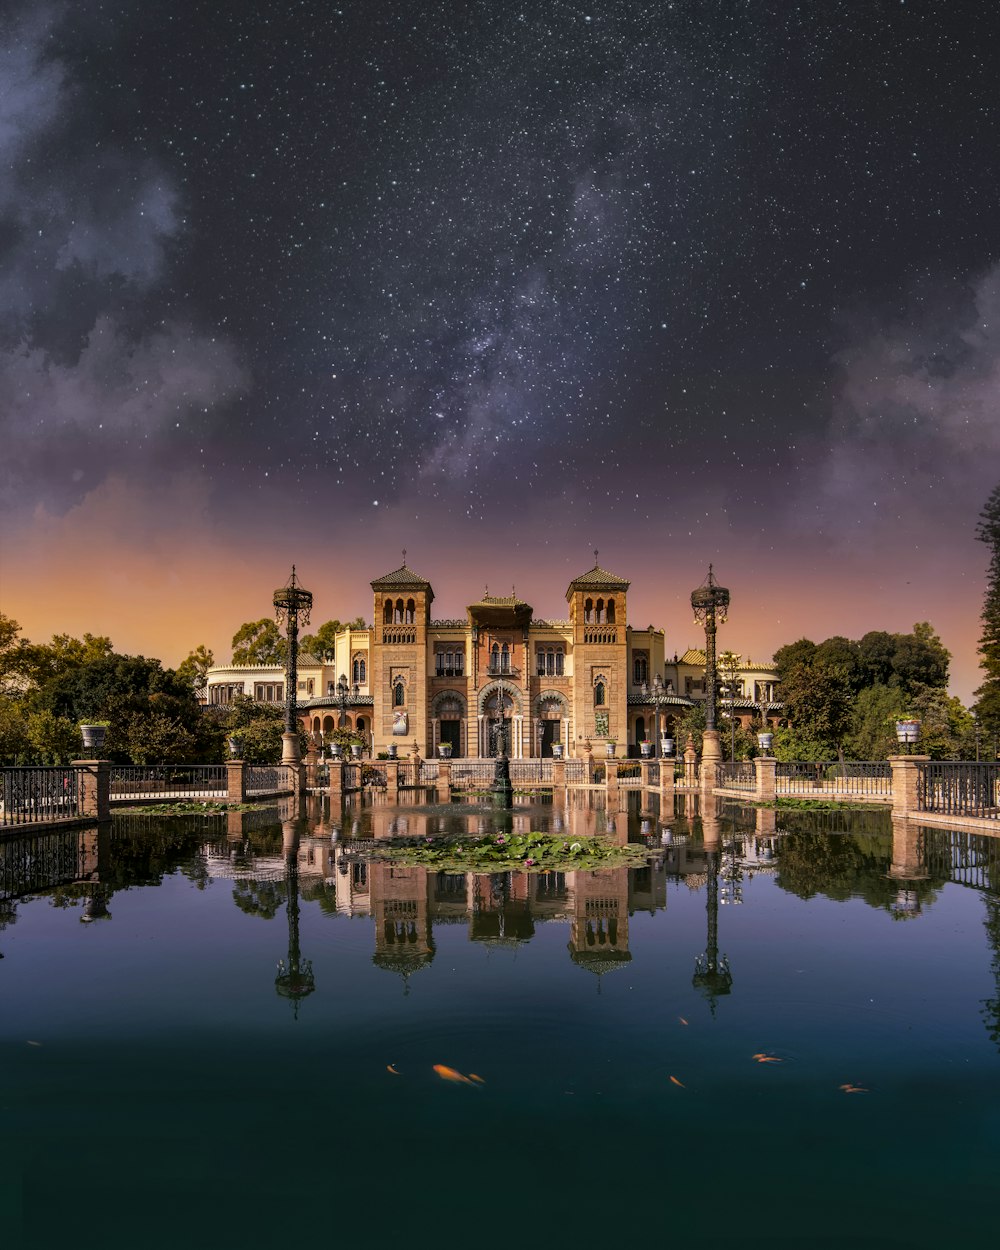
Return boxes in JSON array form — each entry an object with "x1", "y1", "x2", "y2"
[{"x1": 2, "y1": 1, "x2": 998, "y2": 694}]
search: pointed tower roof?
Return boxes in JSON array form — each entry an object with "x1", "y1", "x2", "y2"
[
  {"x1": 370, "y1": 553, "x2": 433, "y2": 594},
  {"x1": 566, "y1": 555, "x2": 631, "y2": 599}
]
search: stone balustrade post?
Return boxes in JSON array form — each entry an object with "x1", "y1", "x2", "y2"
[
  {"x1": 384, "y1": 759, "x2": 400, "y2": 800},
  {"x1": 328, "y1": 759, "x2": 344, "y2": 802},
  {"x1": 641, "y1": 759, "x2": 658, "y2": 791},
  {"x1": 683, "y1": 737, "x2": 697, "y2": 788},
  {"x1": 754, "y1": 755, "x2": 777, "y2": 803},
  {"x1": 304, "y1": 747, "x2": 319, "y2": 792},
  {"x1": 605, "y1": 758, "x2": 620, "y2": 799},
  {"x1": 552, "y1": 758, "x2": 566, "y2": 788},
  {"x1": 226, "y1": 760, "x2": 246, "y2": 803},
  {"x1": 436, "y1": 759, "x2": 452, "y2": 801},
  {"x1": 889, "y1": 755, "x2": 929, "y2": 818},
  {"x1": 73, "y1": 760, "x2": 110, "y2": 821},
  {"x1": 700, "y1": 730, "x2": 722, "y2": 793}
]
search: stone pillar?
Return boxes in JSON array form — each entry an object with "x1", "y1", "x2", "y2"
[
  {"x1": 304, "y1": 745, "x2": 319, "y2": 792},
  {"x1": 74, "y1": 760, "x2": 110, "y2": 821},
  {"x1": 641, "y1": 759, "x2": 658, "y2": 791},
  {"x1": 384, "y1": 759, "x2": 400, "y2": 801},
  {"x1": 755, "y1": 806, "x2": 777, "y2": 836},
  {"x1": 683, "y1": 736, "x2": 697, "y2": 788},
  {"x1": 437, "y1": 759, "x2": 452, "y2": 802},
  {"x1": 281, "y1": 731, "x2": 301, "y2": 766},
  {"x1": 700, "y1": 730, "x2": 722, "y2": 793},
  {"x1": 328, "y1": 759, "x2": 344, "y2": 803},
  {"x1": 605, "y1": 758, "x2": 620, "y2": 800},
  {"x1": 889, "y1": 755, "x2": 928, "y2": 818},
  {"x1": 226, "y1": 760, "x2": 246, "y2": 803},
  {"x1": 754, "y1": 755, "x2": 777, "y2": 803},
  {"x1": 552, "y1": 758, "x2": 566, "y2": 788}
]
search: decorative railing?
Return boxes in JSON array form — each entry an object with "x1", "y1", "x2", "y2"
[
  {"x1": 381, "y1": 626, "x2": 417, "y2": 645},
  {"x1": 775, "y1": 762, "x2": 891, "y2": 797},
  {"x1": 0, "y1": 825, "x2": 96, "y2": 895},
  {"x1": 110, "y1": 765, "x2": 227, "y2": 799},
  {"x1": 419, "y1": 761, "x2": 439, "y2": 782},
  {"x1": 564, "y1": 760, "x2": 587, "y2": 784},
  {"x1": 486, "y1": 664, "x2": 521, "y2": 678},
  {"x1": 583, "y1": 628, "x2": 617, "y2": 645},
  {"x1": 616, "y1": 761, "x2": 642, "y2": 786},
  {"x1": 509, "y1": 760, "x2": 553, "y2": 784},
  {"x1": 918, "y1": 762, "x2": 1000, "y2": 821},
  {"x1": 451, "y1": 761, "x2": 495, "y2": 789},
  {"x1": 718, "y1": 762, "x2": 755, "y2": 790},
  {"x1": 342, "y1": 764, "x2": 363, "y2": 792},
  {"x1": 244, "y1": 765, "x2": 296, "y2": 795},
  {"x1": 1, "y1": 767, "x2": 84, "y2": 827}
]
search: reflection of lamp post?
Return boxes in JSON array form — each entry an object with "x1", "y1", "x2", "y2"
[
  {"x1": 642, "y1": 675, "x2": 672, "y2": 757},
  {"x1": 275, "y1": 823, "x2": 315, "y2": 1016},
  {"x1": 273, "y1": 566, "x2": 313, "y2": 765},
  {"x1": 692, "y1": 848, "x2": 733, "y2": 1010}
]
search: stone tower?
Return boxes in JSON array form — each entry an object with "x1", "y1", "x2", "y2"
[
  {"x1": 371, "y1": 560, "x2": 434, "y2": 753},
  {"x1": 566, "y1": 560, "x2": 630, "y2": 748}
]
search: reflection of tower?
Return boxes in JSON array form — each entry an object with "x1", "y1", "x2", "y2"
[
  {"x1": 567, "y1": 867, "x2": 631, "y2": 985},
  {"x1": 692, "y1": 812, "x2": 732, "y2": 1009},
  {"x1": 275, "y1": 822, "x2": 315, "y2": 1014},
  {"x1": 371, "y1": 862, "x2": 434, "y2": 992},
  {"x1": 470, "y1": 872, "x2": 535, "y2": 947}
]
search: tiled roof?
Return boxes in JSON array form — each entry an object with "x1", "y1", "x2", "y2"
[
  {"x1": 566, "y1": 563, "x2": 631, "y2": 592},
  {"x1": 370, "y1": 564, "x2": 432, "y2": 588},
  {"x1": 678, "y1": 648, "x2": 706, "y2": 665}
]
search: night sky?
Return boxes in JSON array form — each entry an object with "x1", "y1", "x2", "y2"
[{"x1": 2, "y1": 1, "x2": 998, "y2": 699}]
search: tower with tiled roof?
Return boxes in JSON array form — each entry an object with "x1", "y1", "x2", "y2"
[
  {"x1": 566, "y1": 556, "x2": 630, "y2": 747},
  {"x1": 371, "y1": 555, "x2": 434, "y2": 751}
]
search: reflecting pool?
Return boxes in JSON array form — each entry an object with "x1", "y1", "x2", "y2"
[{"x1": 2, "y1": 793, "x2": 999, "y2": 1248}]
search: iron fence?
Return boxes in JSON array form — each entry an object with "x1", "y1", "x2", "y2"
[
  {"x1": 110, "y1": 765, "x2": 227, "y2": 799},
  {"x1": 342, "y1": 764, "x2": 363, "y2": 792},
  {"x1": 451, "y1": 761, "x2": 495, "y2": 789},
  {"x1": 718, "y1": 762, "x2": 755, "y2": 791},
  {"x1": 510, "y1": 760, "x2": 553, "y2": 785},
  {"x1": 1, "y1": 767, "x2": 84, "y2": 827},
  {"x1": 922, "y1": 827, "x2": 1000, "y2": 891},
  {"x1": 918, "y1": 762, "x2": 1000, "y2": 821},
  {"x1": 775, "y1": 761, "x2": 891, "y2": 797},
  {"x1": 564, "y1": 760, "x2": 587, "y2": 784},
  {"x1": 245, "y1": 765, "x2": 296, "y2": 795},
  {"x1": 0, "y1": 825, "x2": 96, "y2": 896}
]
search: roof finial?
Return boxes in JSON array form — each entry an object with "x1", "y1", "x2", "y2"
[
  {"x1": 402, "y1": 548, "x2": 407, "y2": 567},
  {"x1": 594, "y1": 548, "x2": 599, "y2": 566}
]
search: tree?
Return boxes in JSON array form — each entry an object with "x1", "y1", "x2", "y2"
[
  {"x1": 775, "y1": 657, "x2": 854, "y2": 757},
  {"x1": 975, "y1": 483, "x2": 1000, "y2": 738},
  {"x1": 890, "y1": 622, "x2": 950, "y2": 695},
  {"x1": 176, "y1": 645, "x2": 214, "y2": 692},
  {"x1": 773, "y1": 638, "x2": 817, "y2": 685},
  {"x1": 25, "y1": 710, "x2": 81, "y2": 764},
  {"x1": 231, "y1": 619, "x2": 286, "y2": 666},
  {"x1": 300, "y1": 617, "x2": 366, "y2": 660}
]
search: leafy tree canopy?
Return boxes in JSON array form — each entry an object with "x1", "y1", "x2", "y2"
[
  {"x1": 300, "y1": 618, "x2": 366, "y2": 660},
  {"x1": 176, "y1": 644, "x2": 214, "y2": 691},
  {"x1": 975, "y1": 482, "x2": 1000, "y2": 735},
  {"x1": 231, "y1": 619, "x2": 286, "y2": 666}
]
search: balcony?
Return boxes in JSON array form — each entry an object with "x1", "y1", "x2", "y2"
[{"x1": 486, "y1": 664, "x2": 520, "y2": 678}]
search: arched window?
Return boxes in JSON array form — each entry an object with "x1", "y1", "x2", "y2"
[
  {"x1": 356, "y1": 717, "x2": 366, "y2": 734},
  {"x1": 405, "y1": 598, "x2": 415, "y2": 624},
  {"x1": 633, "y1": 654, "x2": 648, "y2": 685},
  {"x1": 491, "y1": 642, "x2": 500, "y2": 673},
  {"x1": 352, "y1": 656, "x2": 366, "y2": 685},
  {"x1": 596, "y1": 597, "x2": 605, "y2": 624},
  {"x1": 383, "y1": 601, "x2": 393, "y2": 625},
  {"x1": 501, "y1": 643, "x2": 510, "y2": 673},
  {"x1": 393, "y1": 681, "x2": 405, "y2": 707},
  {"x1": 555, "y1": 649, "x2": 564, "y2": 676},
  {"x1": 584, "y1": 598, "x2": 593, "y2": 623},
  {"x1": 607, "y1": 598, "x2": 616, "y2": 623},
  {"x1": 594, "y1": 681, "x2": 605, "y2": 706}
]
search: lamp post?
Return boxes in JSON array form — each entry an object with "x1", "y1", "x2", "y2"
[
  {"x1": 273, "y1": 565, "x2": 313, "y2": 765},
  {"x1": 690, "y1": 565, "x2": 730, "y2": 735},
  {"x1": 642, "y1": 675, "x2": 671, "y2": 757}
]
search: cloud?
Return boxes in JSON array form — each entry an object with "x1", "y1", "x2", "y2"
[
  {"x1": 789, "y1": 263, "x2": 1000, "y2": 545},
  {"x1": 0, "y1": 5, "x2": 249, "y2": 516}
]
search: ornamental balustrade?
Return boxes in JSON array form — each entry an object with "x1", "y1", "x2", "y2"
[
  {"x1": 1, "y1": 767, "x2": 83, "y2": 827},
  {"x1": 917, "y1": 762, "x2": 1000, "y2": 821}
]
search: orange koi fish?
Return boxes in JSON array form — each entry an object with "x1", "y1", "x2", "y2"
[
  {"x1": 386, "y1": 1064, "x2": 401, "y2": 1075},
  {"x1": 468, "y1": 1073, "x2": 486, "y2": 1085},
  {"x1": 433, "y1": 1064, "x2": 475, "y2": 1085},
  {"x1": 839, "y1": 1083, "x2": 869, "y2": 1094},
  {"x1": 752, "y1": 1053, "x2": 783, "y2": 1064},
  {"x1": 669, "y1": 1075, "x2": 685, "y2": 1088},
  {"x1": 678, "y1": 1017, "x2": 689, "y2": 1026}
]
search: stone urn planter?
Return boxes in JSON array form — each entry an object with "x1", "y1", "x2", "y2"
[
  {"x1": 387, "y1": 743, "x2": 398, "y2": 759},
  {"x1": 350, "y1": 743, "x2": 362, "y2": 760},
  {"x1": 328, "y1": 743, "x2": 342, "y2": 760},
  {"x1": 551, "y1": 743, "x2": 564, "y2": 760},
  {"x1": 80, "y1": 723, "x2": 108, "y2": 752},
  {"x1": 605, "y1": 741, "x2": 617, "y2": 758},
  {"x1": 640, "y1": 741, "x2": 653, "y2": 758},
  {"x1": 437, "y1": 743, "x2": 453, "y2": 759},
  {"x1": 661, "y1": 738, "x2": 675, "y2": 757}
]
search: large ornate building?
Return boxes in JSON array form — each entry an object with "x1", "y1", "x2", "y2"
[{"x1": 204, "y1": 559, "x2": 781, "y2": 757}]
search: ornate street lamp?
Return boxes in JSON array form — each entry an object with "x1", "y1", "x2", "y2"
[
  {"x1": 335, "y1": 674, "x2": 358, "y2": 730},
  {"x1": 690, "y1": 565, "x2": 730, "y2": 735},
  {"x1": 273, "y1": 566, "x2": 312, "y2": 765}
]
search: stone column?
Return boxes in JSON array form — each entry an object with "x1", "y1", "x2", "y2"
[
  {"x1": 328, "y1": 759, "x2": 344, "y2": 803},
  {"x1": 683, "y1": 736, "x2": 697, "y2": 788},
  {"x1": 754, "y1": 755, "x2": 777, "y2": 804},
  {"x1": 281, "y1": 731, "x2": 301, "y2": 766},
  {"x1": 303, "y1": 746, "x2": 319, "y2": 792},
  {"x1": 226, "y1": 760, "x2": 246, "y2": 803},
  {"x1": 73, "y1": 760, "x2": 110, "y2": 821},
  {"x1": 889, "y1": 755, "x2": 928, "y2": 818},
  {"x1": 437, "y1": 759, "x2": 452, "y2": 802},
  {"x1": 700, "y1": 729, "x2": 722, "y2": 793},
  {"x1": 605, "y1": 758, "x2": 620, "y2": 801},
  {"x1": 384, "y1": 759, "x2": 400, "y2": 801},
  {"x1": 660, "y1": 753, "x2": 676, "y2": 804}
]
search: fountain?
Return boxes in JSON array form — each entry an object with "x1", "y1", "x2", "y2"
[{"x1": 489, "y1": 665, "x2": 514, "y2": 805}]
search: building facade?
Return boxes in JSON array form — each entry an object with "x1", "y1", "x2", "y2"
[{"x1": 204, "y1": 559, "x2": 781, "y2": 757}]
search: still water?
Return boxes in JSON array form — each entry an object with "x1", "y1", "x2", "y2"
[{"x1": 2, "y1": 793, "x2": 999, "y2": 1249}]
